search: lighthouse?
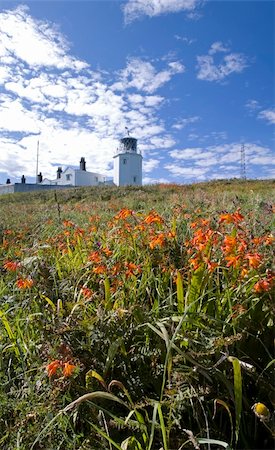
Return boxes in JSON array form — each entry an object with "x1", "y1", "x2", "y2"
[{"x1": 113, "y1": 134, "x2": 142, "y2": 186}]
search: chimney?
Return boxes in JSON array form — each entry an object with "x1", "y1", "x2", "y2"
[
  {"x1": 21, "y1": 175, "x2": 26, "y2": 184},
  {"x1": 80, "y1": 157, "x2": 86, "y2": 171},
  {"x1": 37, "y1": 172, "x2": 43, "y2": 183},
  {"x1": 6, "y1": 178, "x2": 11, "y2": 184},
  {"x1": 57, "y1": 167, "x2": 62, "y2": 179}
]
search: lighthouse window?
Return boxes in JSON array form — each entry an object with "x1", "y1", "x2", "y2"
[
  {"x1": 133, "y1": 176, "x2": 137, "y2": 183},
  {"x1": 123, "y1": 158, "x2": 127, "y2": 164}
]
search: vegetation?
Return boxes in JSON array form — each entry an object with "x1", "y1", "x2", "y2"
[{"x1": 0, "y1": 180, "x2": 274, "y2": 450}]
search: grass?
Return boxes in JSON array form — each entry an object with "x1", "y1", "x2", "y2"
[{"x1": 0, "y1": 179, "x2": 274, "y2": 450}]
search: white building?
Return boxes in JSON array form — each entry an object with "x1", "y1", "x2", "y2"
[
  {"x1": 113, "y1": 136, "x2": 142, "y2": 186},
  {"x1": 0, "y1": 134, "x2": 143, "y2": 195},
  {"x1": 41, "y1": 157, "x2": 107, "y2": 187}
]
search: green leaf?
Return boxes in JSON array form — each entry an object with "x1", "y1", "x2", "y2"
[
  {"x1": 228, "y1": 356, "x2": 242, "y2": 445},
  {"x1": 198, "y1": 437, "x2": 232, "y2": 449},
  {"x1": 176, "y1": 271, "x2": 184, "y2": 313},
  {"x1": 213, "y1": 399, "x2": 233, "y2": 447}
]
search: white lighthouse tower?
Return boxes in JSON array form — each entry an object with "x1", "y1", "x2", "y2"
[{"x1": 113, "y1": 133, "x2": 142, "y2": 186}]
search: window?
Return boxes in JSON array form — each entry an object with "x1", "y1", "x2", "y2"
[
  {"x1": 123, "y1": 158, "x2": 127, "y2": 165},
  {"x1": 66, "y1": 174, "x2": 72, "y2": 181},
  {"x1": 133, "y1": 176, "x2": 137, "y2": 183},
  {"x1": 95, "y1": 177, "x2": 98, "y2": 182}
]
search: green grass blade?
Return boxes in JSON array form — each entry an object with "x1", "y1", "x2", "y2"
[
  {"x1": 176, "y1": 271, "x2": 184, "y2": 313},
  {"x1": 228, "y1": 356, "x2": 242, "y2": 445},
  {"x1": 157, "y1": 403, "x2": 168, "y2": 450}
]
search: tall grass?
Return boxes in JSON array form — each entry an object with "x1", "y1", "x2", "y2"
[{"x1": 0, "y1": 180, "x2": 274, "y2": 449}]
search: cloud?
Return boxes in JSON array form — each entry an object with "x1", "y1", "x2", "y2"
[
  {"x1": 197, "y1": 42, "x2": 248, "y2": 82},
  {"x1": 209, "y1": 41, "x2": 230, "y2": 55},
  {"x1": 112, "y1": 57, "x2": 185, "y2": 94},
  {"x1": 0, "y1": 5, "x2": 88, "y2": 70},
  {"x1": 143, "y1": 158, "x2": 160, "y2": 173},
  {"x1": 245, "y1": 99, "x2": 261, "y2": 112},
  {"x1": 258, "y1": 108, "x2": 275, "y2": 125},
  {"x1": 123, "y1": 0, "x2": 201, "y2": 24},
  {"x1": 172, "y1": 116, "x2": 200, "y2": 130},
  {"x1": 167, "y1": 142, "x2": 274, "y2": 180},
  {"x1": 0, "y1": 6, "x2": 183, "y2": 183},
  {"x1": 174, "y1": 35, "x2": 196, "y2": 45}
]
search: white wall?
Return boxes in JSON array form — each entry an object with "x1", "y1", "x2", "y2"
[{"x1": 113, "y1": 152, "x2": 142, "y2": 186}]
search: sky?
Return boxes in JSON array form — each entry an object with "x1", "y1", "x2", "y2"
[{"x1": 0, "y1": 0, "x2": 274, "y2": 185}]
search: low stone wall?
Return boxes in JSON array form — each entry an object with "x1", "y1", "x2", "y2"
[{"x1": 0, "y1": 183, "x2": 73, "y2": 196}]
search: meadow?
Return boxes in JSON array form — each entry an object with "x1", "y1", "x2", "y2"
[{"x1": 0, "y1": 180, "x2": 274, "y2": 450}]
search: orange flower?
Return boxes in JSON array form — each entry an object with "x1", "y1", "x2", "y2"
[
  {"x1": 144, "y1": 211, "x2": 164, "y2": 225},
  {"x1": 246, "y1": 253, "x2": 261, "y2": 269},
  {"x1": 125, "y1": 262, "x2": 141, "y2": 277},
  {"x1": 88, "y1": 251, "x2": 102, "y2": 263},
  {"x1": 63, "y1": 362, "x2": 76, "y2": 377},
  {"x1": 254, "y1": 279, "x2": 272, "y2": 293},
  {"x1": 63, "y1": 220, "x2": 75, "y2": 228},
  {"x1": 115, "y1": 208, "x2": 133, "y2": 220},
  {"x1": 219, "y1": 210, "x2": 244, "y2": 225},
  {"x1": 16, "y1": 277, "x2": 34, "y2": 289},
  {"x1": 222, "y1": 236, "x2": 237, "y2": 254},
  {"x1": 3, "y1": 260, "x2": 21, "y2": 271},
  {"x1": 149, "y1": 233, "x2": 166, "y2": 249},
  {"x1": 93, "y1": 265, "x2": 106, "y2": 274},
  {"x1": 46, "y1": 360, "x2": 62, "y2": 377},
  {"x1": 80, "y1": 287, "x2": 93, "y2": 299},
  {"x1": 225, "y1": 255, "x2": 241, "y2": 268}
]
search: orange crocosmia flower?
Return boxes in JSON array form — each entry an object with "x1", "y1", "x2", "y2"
[
  {"x1": 102, "y1": 247, "x2": 113, "y2": 257},
  {"x1": 80, "y1": 287, "x2": 93, "y2": 299},
  {"x1": 93, "y1": 265, "x2": 106, "y2": 274},
  {"x1": 246, "y1": 253, "x2": 261, "y2": 269},
  {"x1": 88, "y1": 251, "x2": 102, "y2": 263},
  {"x1": 62, "y1": 362, "x2": 77, "y2": 377},
  {"x1": 254, "y1": 279, "x2": 272, "y2": 293},
  {"x1": 144, "y1": 211, "x2": 164, "y2": 225},
  {"x1": 125, "y1": 262, "x2": 141, "y2": 277},
  {"x1": 219, "y1": 210, "x2": 244, "y2": 225},
  {"x1": 115, "y1": 208, "x2": 133, "y2": 220},
  {"x1": 223, "y1": 235, "x2": 237, "y2": 253},
  {"x1": 225, "y1": 255, "x2": 241, "y2": 268},
  {"x1": 149, "y1": 233, "x2": 166, "y2": 249},
  {"x1": 219, "y1": 213, "x2": 235, "y2": 224},
  {"x1": 16, "y1": 277, "x2": 34, "y2": 289},
  {"x1": 46, "y1": 360, "x2": 62, "y2": 377},
  {"x1": 3, "y1": 260, "x2": 21, "y2": 271},
  {"x1": 63, "y1": 220, "x2": 74, "y2": 228}
]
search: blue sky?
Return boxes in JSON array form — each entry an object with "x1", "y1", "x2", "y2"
[{"x1": 0, "y1": 0, "x2": 274, "y2": 185}]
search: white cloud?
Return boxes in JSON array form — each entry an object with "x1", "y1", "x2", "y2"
[
  {"x1": 165, "y1": 164, "x2": 207, "y2": 178},
  {"x1": 0, "y1": 6, "x2": 182, "y2": 183},
  {"x1": 0, "y1": 5, "x2": 88, "y2": 70},
  {"x1": 245, "y1": 99, "x2": 261, "y2": 112},
  {"x1": 167, "y1": 142, "x2": 274, "y2": 180},
  {"x1": 123, "y1": 0, "x2": 201, "y2": 23},
  {"x1": 172, "y1": 116, "x2": 200, "y2": 130},
  {"x1": 143, "y1": 176, "x2": 170, "y2": 184},
  {"x1": 258, "y1": 108, "x2": 275, "y2": 125},
  {"x1": 112, "y1": 57, "x2": 185, "y2": 94},
  {"x1": 209, "y1": 41, "x2": 230, "y2": 55},
  {"x1": 197, "y1": 42, "x2": 248, "y2": 82},
  {"x1": 174, "y1": 35, "x2": 196, "y2": 45},
  {"x1": 143, "y1": 158, "x2": 160, "y2": 173}
]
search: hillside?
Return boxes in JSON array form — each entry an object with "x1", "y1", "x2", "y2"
[{"x1": 0, "y1": 180, "x2": 274, "y2": 450}]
